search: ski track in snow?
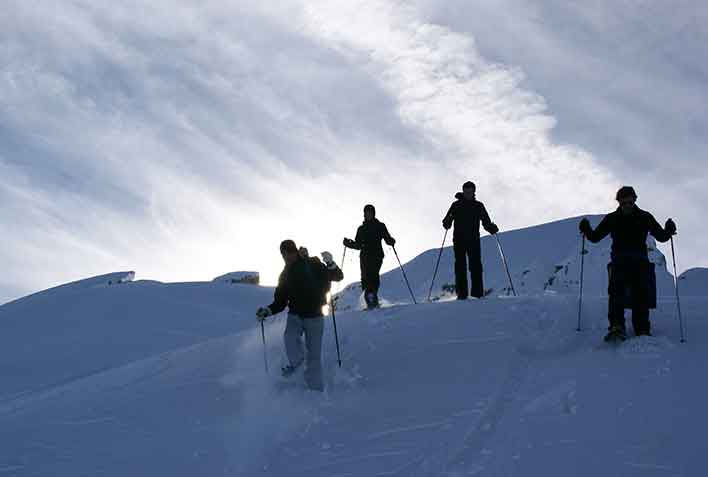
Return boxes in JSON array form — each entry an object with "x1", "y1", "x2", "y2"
[
  {"x1": 1, "y1": 272, "x2": 705, "y2": 476},
  {"x1": 263, "y1": 295, "x2": 700, "y2": 477}
]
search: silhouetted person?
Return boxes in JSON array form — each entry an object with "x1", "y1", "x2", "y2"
[
  {"x1": 343, "y1": 204, "x2": 396, "y2": 309},
  {"x1": 443, "y1": 181, "x2": 499, "y2": 299},
  {"x1": 256, "y1": 240, "x2": 343, "y2": 391},
  {"x1": 579, "y1": 186, "x2": 676, "y2": 342}
]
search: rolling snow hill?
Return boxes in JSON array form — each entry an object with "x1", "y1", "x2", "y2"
[
  {"x1": 678, "y1": 268, "x2": 708, "y2": 297},
  {"x1": 1, "y1": 219, "x2": 705, "y2": 476}
]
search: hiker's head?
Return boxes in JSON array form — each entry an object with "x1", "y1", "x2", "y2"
[
  {"x1": 364, "y1": 204, "x2": 376, "y2": 221},
  {"x1": 279, "y1": 239, "x2": 299, "y2": 265},
  {"x1": 462, "y1": 181, "x2": 476, "y2": 200},
  {"x1": 616, "y1": 186, "x2": 637, "y2": 214}
]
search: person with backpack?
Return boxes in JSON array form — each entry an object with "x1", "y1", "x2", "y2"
[
  {"x1": 442, "y1": 181, "x2": 499, "y2": 300},
  {"x1": 256, "y1": 240, "x2": 343, "y2": 391},
  {"x1": 579, "y1": 186, "x2": 677, "y2": 342},
  {"x1": 343, "y1": 204, "x2": 396, "y2": 309}
]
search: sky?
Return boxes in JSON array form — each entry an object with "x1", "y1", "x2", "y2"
[{"x1": 1, "y1": 0, "x2": 706, "y2": 304}]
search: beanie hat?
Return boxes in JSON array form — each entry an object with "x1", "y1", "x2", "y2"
[
  {"x1": 616, "y1": 186, "x2": 638, "y2": 201},
  {"x1": 279, "y1": 239, "x2": 298, "y2": 254}
]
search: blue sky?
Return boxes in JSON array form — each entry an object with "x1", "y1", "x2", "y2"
[{"x1": 1, "y1": 0, "x2": 706, "y2": 304}]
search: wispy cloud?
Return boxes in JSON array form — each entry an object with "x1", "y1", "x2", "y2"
[
  {"x1": 415, "y1": 0, "x2": 708, "y2": 268},
  {"x1": 1, "y1": 0, "x2": 703, "y2": 303}
]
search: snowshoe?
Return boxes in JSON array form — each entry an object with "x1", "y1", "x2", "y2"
[
  {"x1": 603, "y1": 325, "x2": 627, "y2": 343},
  {"x1": 281, "y1": 361, "x2": 302, "y2": 378}
]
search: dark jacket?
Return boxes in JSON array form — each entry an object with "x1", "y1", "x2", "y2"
[
  {"x1": 268, "y1": 257, "x2": 344, "y2": 318},
  {"x1": 585, "y1": 206, "x2": 672, "y2": 261},
  {"x1": 443, "y1": 192, "x2": 497, "y2": 242},
  {"x1": 347, "y1": 219, "x2": 395, "y2": 258}
]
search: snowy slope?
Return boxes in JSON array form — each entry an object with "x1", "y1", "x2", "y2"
[
  {"x1": 678, "y1": 268, "x2": 708, "y2": 297},
  {"x1": 0, "y1": 277, "x2": 704, "y2": 476},
  {"x1": 0, "y1": 273, "x2": 272, "y2": 402},
  {"x1": 337, "y1": 215, "x2": 676, "y2": 310},
  {"x1": 1, "y1": 220, "x2": 704, "y2": 476}
]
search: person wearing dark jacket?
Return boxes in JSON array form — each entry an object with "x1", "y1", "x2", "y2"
[
  {"x1": 579, "y1": 186, "x2": 676, "y2": 341},
  {"x1": 343, "y1": 204, "x2": 396, "y2": 309},
  {"x1": 256, "y1": 240, "x2": 343, "y2": 391},
  {"x1": 443, "y1": 181, "x2": 499, "y2": 299}
]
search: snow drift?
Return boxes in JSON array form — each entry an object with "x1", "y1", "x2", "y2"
[{"x1": 1, "y1": 217, "x2": 705, "y2": 476}]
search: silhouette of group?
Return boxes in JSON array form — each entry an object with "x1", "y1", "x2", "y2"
[{"x1": 256, "y1": 182, "x2": 677, "y2": 389}]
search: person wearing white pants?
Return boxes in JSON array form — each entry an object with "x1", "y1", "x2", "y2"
[
  {"x1": 283, "y1": 313, "x2": 324, "y2": 391},
  {"x1": 257, "y1": 240, "x2": 343, "y2": 391}
]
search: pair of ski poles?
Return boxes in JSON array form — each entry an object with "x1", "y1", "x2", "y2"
[
  {"x1": 576, "y1": 234, "x2": 685, "y2": 343},
  {"x1": 427, "y1": 230, "x2": 517, "y2": 302}
]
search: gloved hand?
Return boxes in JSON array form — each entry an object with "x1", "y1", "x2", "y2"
[
  {"x1": 343, "y1": 238, "x2": 355, "y2": 248},
  {"x1": 321, "y1": 251, "x2": 337, "y2": 269},
  {"x1": 579, "y1": 218, "x2": 592, "y2": 235},
  {"x1": 488, "y1": 223, "x2": 499, "y2": 235},
  {"x1": 256, "y1": 307, "x2": 271, "y2": 321},
  {"x1": 442, "y1": 217, "x2": 452, "y2": 230},
  {"x1": 665, "y1": 218, "x2": 677, "y2": 235},
  {"x1": 385, "y1": 237, "x2": 396, "y2": 247}
]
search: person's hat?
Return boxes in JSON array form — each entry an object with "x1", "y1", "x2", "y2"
[
  {"x1": 616, "y1": 186, "x2": 637, "y2": 201},
  {"x1": 279, "y1": 239, "x2": 298, "y2": 254}
]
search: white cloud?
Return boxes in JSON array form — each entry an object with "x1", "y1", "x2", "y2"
[
  {"x1": 1, "y1": 0, "x2": 703, "y2": 303},
  {"x1": 414, "y1": 0, "x2": 708, "y2": 269}
]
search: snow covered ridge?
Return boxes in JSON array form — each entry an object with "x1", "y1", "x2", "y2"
[
  {"x1": 337, "y1": 215, "x2": 696, "y2": 309},
  {"x1": 1, "y1": 271, "x2": 135, "y2": 308},
  {"x1": 0, "y1": 218, "x2": 705, "y2": 475},
  {"x1": 678, "y1": 268, "x2": 708, "y2": 296},
  {"x1": 1, "y1": 279, "x2": 705, "y2": 475},
  {"x1": 212, "y1": 271, "x2": 260, "y2": 285}
]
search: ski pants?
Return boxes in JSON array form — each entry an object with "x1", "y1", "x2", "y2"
[
  {"x1": 607, "y1": 260, "x2": 651, "y2": 334},
  {"x1": 454, "y1": 239, "x2": 484, "y2": 298},
  {"x1": 284, "y1": 313, "x2": 324, "y2": 391},
  {"x1": 360, "y1": 254, "x2": 384, "y2": 295}
]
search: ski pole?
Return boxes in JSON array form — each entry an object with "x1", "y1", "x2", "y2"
[
  {"x1": 577, "y1": 234, "x2": 586, "y2": 332},
  {"x1": 670, "y1": 236, "x2": 686, "y2": 343},
  {"x1": 260, "y1": 320, "x2": 269, "y2": 374},
  {"x1": 427, "y1": 229, "x2": 448, "y2": 302},
  {"x1": 340, "y1": 245, "x2": 347, "y2": 281},
  {"x1": 392, "y1": 245, "x2": 417, "y2": 304},
  {"x1": 494, "y1": 234, "x2": 517, "y2": 296},
  {"x1": 329, "y1": 245, "x2": 348, "y2": 312},
  {"x1": 330, "y1": 295, "x2": 343, "y2": 367},
  {"x1": 326, "y1": 245, "x2": 346, "y2": 368}
]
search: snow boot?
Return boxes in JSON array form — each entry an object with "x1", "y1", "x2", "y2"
[
  {"x1": 281, "y1": 361, "x2": 302, "y2": 378},
  {"x1": 365, "y1": 292, "x2": 379, "y2": 310},
  {"x1": 604, "y1": 325, "x2": 627, "y2": 343}
]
